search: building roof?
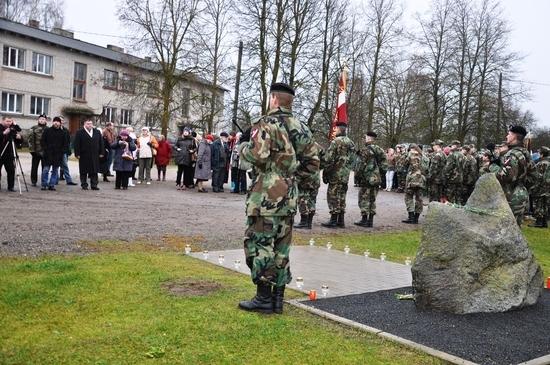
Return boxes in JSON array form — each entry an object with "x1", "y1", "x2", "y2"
[{"x1": 0, "y1": 17, "x2": 227, "y2": 92}]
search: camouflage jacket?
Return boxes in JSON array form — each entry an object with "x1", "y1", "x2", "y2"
[
  {"x1": 395, "y1": 151, "x2": 408, "y2": 174},
  {"x1": 532, "y1": 157, "x2": 550, "y2": 197},
  {"x1": 28, "y1": 124, "x2": 47, "y2": 153},
  {"x1": 275, "y1": 108, "x2": 320, "y2": 191},
  {"x1": 428, "y1": 150, "x2": 446, "y2": 184},
  {"x1": 444, "y1": 150, "x2": 464, "y2": 185},
  {"x1": 462, "y1": 154, "x2": 479, "y2": 186},
  {"x1": 241, "y1": 108, "x2": 315, "y2": 217},
  {"x1": 355, "y1": 142, "x2": 387, "y2": 187},
  {"x1": 323, "y1": 135, "x2": 355, "y2": 185},
  {"x1": 405, "y1": 150, "x2": 426, "y2": 189},
  {"x1": 495, "y1": 144, "x2": 530, "y2": 197}
]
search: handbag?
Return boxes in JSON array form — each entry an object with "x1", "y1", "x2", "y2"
[{"x1": 122, "y1": 143, "x2": 134, "y2": 161}]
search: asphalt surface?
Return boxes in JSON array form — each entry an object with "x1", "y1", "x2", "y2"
[{"x1": 305, "y1": 287, "x2": 550, "y2": 365}]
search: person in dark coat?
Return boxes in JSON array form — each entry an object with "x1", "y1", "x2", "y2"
[
  {"x1": 0, "y1": 116, "x2": 22, "y2": 192},
  {"x1": 73, "y1": 119, "x2": 104, "y2": 190},
  {"x1": 111, "y1": 130, "x2": 136, "y2": 190},
  {"x1": 155, "y1": 134, "x2": 172, "y2": 181},
  {"x1": 194, "y1": 134, "x2": 213, "y2": 192},
  {"x1": 211, "y1": 132, "x2": 229, "y2": 192},
  {"x1": 40, "y1": 116, "x2": 68, "y2": 190},
  {"x1": 173, "y1": 128, "x2": 197, "y2": 190}
]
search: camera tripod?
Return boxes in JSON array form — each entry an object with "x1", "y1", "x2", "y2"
[{"x1": 0, "y1": 138, "x2": 29, "y2": 194}]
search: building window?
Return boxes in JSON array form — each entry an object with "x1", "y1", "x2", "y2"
[
  {"x1": 145, "y1": 112, "x2": 156, "y2": 127},
  {"x1": 120, "y1": 109, "x2": 133, "y2": 125},
  {"x1": 32, "y1": 52, "x2": 52, "y2": 75},
  {"x1": 104, "y1": 70, "x2": 118, "y2": 89},
  {"x1": 102, "y1": 106, "x2": 117, "y2": 123},
  {"x1": 182, "y1": 88, "x2": 190, "y2": 117},
  {"x1": 1, "y1": 92, "x2": 23, "y2": 113},
  {"x1": 2, "y1": 46, "x2": 25, "y2": 69},
  {"x1": 30, "y1": 96, "x2": 50, "y2": 115},
  {"x1": 73, "y1": 62, "x2": 87, "y2": 100},
  {"x1": 146, "y1": 79, "x2": 159, "y2": 97},
  {"x1": 120, "y1": 74, "x2": 135, "y2": 93}
]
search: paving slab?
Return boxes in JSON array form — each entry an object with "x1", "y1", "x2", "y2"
[{"x1": 189, "y1": 245, "x2": 412, "y2": 297}]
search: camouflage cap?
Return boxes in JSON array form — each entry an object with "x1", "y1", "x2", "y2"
[
  {"x1": 450, "y1": 140, "x2": 461, "y2": 147},
  {"x1": 431, "y1": 139, "x2": 444, "y2": 146}
]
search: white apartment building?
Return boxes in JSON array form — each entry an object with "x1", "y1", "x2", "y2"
[{"x1": 0, "y1": 18, "x2": 226, "y2": 136}]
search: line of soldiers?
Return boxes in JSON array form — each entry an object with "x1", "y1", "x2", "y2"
[{"x1": 293, "y1": 124, "x2": 549, "y2": 230}]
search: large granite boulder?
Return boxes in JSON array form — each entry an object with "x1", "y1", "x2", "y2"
[{"x1": 412, "y1": 173, "x2": 543, "y2": 314}]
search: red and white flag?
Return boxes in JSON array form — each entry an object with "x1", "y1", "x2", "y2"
[{"x1": 328, "y1": 66, "x2": 348, "y2": 140}]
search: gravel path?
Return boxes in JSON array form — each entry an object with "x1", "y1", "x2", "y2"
[
  {"x1": 305, "y1": 287, "x2": 550, "y2": 365},
  {"x1": 0, "y1": 153, "x2": 419, "y2": 257}
]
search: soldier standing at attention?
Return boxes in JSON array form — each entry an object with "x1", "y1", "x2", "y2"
[
  {"x1": 461, "y1": 145, "x2": 479, "y2": 204},
  {"x1": 354, "y1": 131, "x2": 387, "y2": 228},
  {"x1": 529, "y1": 146, "x2": 550, "y2": 228},
  {"x1": 495, "y1": 125, "x2": 531, "y2": 225},
  {"x1": 294, "y1": 142, "x2": 322, "y2": 230},
  {"x1": 427, "y1": 139, "x2": 446, "y2": 202},
  {"x1": 402, "y1": 144, "x2": 426, "y2": 224},
  {"x1": 443, "y1": 140, "x2": 464, "y2": 204},
  {"x1": 321, "y1": 122, "x2": 355, "y2": 228},
  {"x1": 238, "y1": 82, "x2": 318, "y2": 314}
]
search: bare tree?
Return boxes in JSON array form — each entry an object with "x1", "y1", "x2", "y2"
[
  {"x1": 118, "y1": 0, "x2": 201, "y2": 136},
  {"x1": 1, "y1": 0, "x2": 64, "y2": 29}
]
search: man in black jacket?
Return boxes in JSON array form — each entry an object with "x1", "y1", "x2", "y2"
[
  {"x1": 40, "y1": 116, "x2": 68, "y2": 191},
  {"x1": 73, "y1": 119, "x2": 104, "y2": 190},
  {"x1": 28, "y1": 114, "x2": 47, "y2": 186},
  {"x1": 211, "y1": 132, "x2": 229, "y2": 192},
  {"x1": 0, "y1": 115, "x2": 22, "y2": 192},
  {"x1": 58, "y1": 117, "x2": 77, "y2": 185}
]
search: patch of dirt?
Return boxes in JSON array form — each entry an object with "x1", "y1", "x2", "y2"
[{"x1": 162, "y1": 279, "x2": 223, "y2": 297}]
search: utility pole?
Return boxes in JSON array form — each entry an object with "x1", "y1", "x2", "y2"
[{"x1": 231, "y1": 41, "x2": 243, "y2": 132}]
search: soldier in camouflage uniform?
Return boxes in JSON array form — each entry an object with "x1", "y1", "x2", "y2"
[
  {"x1": 354, "y1": 131, "x2": 387, "y2": 228},
  {"x1": 321, "y1": 122, "x2": 355, "y2": 228},
  {"x1": 402, "y1": 144, "x2": 426, "y2": 224},
  {"x1": 427, "y1": 139, "x2": 446, "y2": 202},
  {"x1": 529, "y1": 146, "x2": 550, "y2": 228},
  {"x1": 238, "y1": 83, "x2": 319, "y2": 314},
  {"x1": 294, "y1": 142, "x2": 322, "y2": 230},
  {"x1": 494, "y1": 125, "x2": 531, "y2": 226},
  {"x1": 395, "y1": 145, "x2": 407, "y2": 193},
  {"x1": 461, "y1": 145, "x2": 479, "y2": 204},
  {"x1": 443, "y1": 140, "x2": 464, "y2": 204}
]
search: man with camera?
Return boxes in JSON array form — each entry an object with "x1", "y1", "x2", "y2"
[{"x1": 0, "y1": 115, "x2": 23, "y2": 192}]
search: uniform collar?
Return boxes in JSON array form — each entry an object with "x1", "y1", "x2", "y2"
[{"x1": 267, "y1": 107, "x2": 292, "y2": 115}]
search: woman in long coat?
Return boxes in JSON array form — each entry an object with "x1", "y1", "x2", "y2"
[
  {"x1": 111, "y1": 130, "x2": 136, "y2": 190},
  {"x1": 173, "y1": 129, "x2": 197, "y2": 190},
  {"x1": 155, "y1": 134, "x2": 172, "y2": 182},
  {"x1": 194, "y1": 134, "x2": 213, "y2": 192}
]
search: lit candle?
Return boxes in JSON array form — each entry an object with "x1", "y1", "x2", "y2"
[
  {"x1": 308, "y1": 290, "x2": 317, "y2": 300},
  {"x1": 321, "y1": 285, "x2": 329, "y2": 297},
  {"x1": 184, "y1": 244, "x2": 191, "y2": 254},
  {"x1": 296, "y1": 277, "x2": 304, "y2": 289},
  {"x1": 202, "y1": 250, "x2": 209, "y2": 260},
  {"x1": 344, "y1": 245, "x2": 350, "y2": 255},
  {"x1": 218, "y1": 254, "x2": 225, "y2": 264},
  {"x1": 233, "y1": 259, "x2": 241, "y2": 270},
  {"x1": 309, "y1": 238, "x2": 315, "y2": 246},
  {"x1": 380, "y1": 253, "x2": 386, "y2": 261},
  {"x1": 405, "y1": 257, "x2": 412, "y2": 266},
  {"x1": 364, "y1": 250, "x2": 370, "y2": 258},
  {"x1": 326, "y1": 242, "x2": 332, "y2": 250}
]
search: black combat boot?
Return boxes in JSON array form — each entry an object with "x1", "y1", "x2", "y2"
[
  {"x1": 354, "y1": 215, "x2": 369, "y2": 227},
  {"x1": 272, "y1": 286, "x2": 285, "y2": 314},
  {"x1": 367, "y1": 214, "x2": 374, "y2": 228},
  {"x1": 294, "y1": 214, "x2": 309, "y2": 229},
  {"x1": 238, "y1": 283, "x2": 273, "y2": 314},
  {"x1": 337, "y1": 213, "x2": 345, "y2": 228},
  {"x1": 413, "y1": 213, "x2": 420, "y2": 224},
  {"x1": 529, "y1": 217, "x2": 546, "y2": 228},
  {"x1": 402, "y1": 212, "x2": 414, "y2": 224},
  {"x1": 321, "y1": 214, "x2": 338, "y2": 228},
  {"x1": 306, "y1": 213, "x2": 314, "y2": 229}
]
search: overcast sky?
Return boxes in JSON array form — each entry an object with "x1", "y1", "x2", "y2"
[{"x1": 63, "y1": 0, "x2": 550, "y2": 129}]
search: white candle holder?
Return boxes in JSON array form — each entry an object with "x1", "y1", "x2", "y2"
[
  {"x1": 184, "y1": 244, "x2": 191, "y2": 254},
  {"x1": 218, "y1": 254, "x2": 225, "y2": 264},
  {"x1": 309, "y1": 238, "x2": 315, "y2": 246},
  {"x1": 380, "y1": 253, "x2": 386, "y2": 261},
  {"x1": 321, "y1": 285, "x2": 329, "y2": 297},
  {"x1": 326, "y1": 242, "x2": 332, "y2": 250},
  {"x1": 202, "y1": 250, "x2": 209, "y2": 260},
  {"x1": 364, "y1": 250, "x2": 370, "y2": 258},
  {"x1": 405, "y1": 257, "x2": 412, "y2": 266},
  {"x1": 344, "y1": 245, "x2": 350, "y2": 255},
  {"x1": 233, "y1": 259, "x2": 241, "y2": 270},
  {"x1": 296, "y1": 277, "x2": 304, "y2": 289}
]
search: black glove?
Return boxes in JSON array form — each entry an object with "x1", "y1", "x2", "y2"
[
  {"x1": 198, "y1": 163, "x2": 203, "y2": 169},
  {"x1": 240, "y1": 127, "x2": 251, "y2": 143},
  {"x1": 147, "y1": 142, "x2": 152, "y2": 147}
]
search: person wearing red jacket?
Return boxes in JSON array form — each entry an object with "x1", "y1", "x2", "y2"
[{"x1": 155, "y1": 134, "x2": 172, "y2": 181}]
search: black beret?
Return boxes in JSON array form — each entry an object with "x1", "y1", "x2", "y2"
[
  {"x1": 38, "y1": 114, "x2": 47, "y2": 119},
  {"x1": 52, "y1": 116, "x2": 62, "y2": 122},
  {"x1": 335, "y1": 121, "x2": 348, "y2": 127},
  {"x1": 366, "y1": 131, "x2": 377, "y2": 138},
  {"x1": 220, "y1": 132, "x2": 229, "y2": 137},
  {"x1": 270, "y1": 82, "x2": 295, "y2": 96},
  {"x1": 509, "y1": 125, "x2": 527, "y2": 137}
]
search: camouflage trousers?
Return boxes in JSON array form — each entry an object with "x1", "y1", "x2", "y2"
[
  {"x1": 506, "y1": 185, "x2": 529, "y2": 225},
  {"x1": 397, "y1": 172, "x2": 407, "y2": 192},
  {"x1": 405, "y1": 187, "x2": 423, "y2": 214},
  {"x1": 327, "y1": 182, "x2": 348, "y2": 214},
  {"x1": 461, "y1": 184, "x2": 475, "y2": 205},
  {"x1": 428, "y1": 183, "x2": 444, "y2": 202},
  {"x1": 358, "y1": 185, "x2": 379, "y2": 215},
  {"x1": 298, "y1": 187, "x2": 319, "y2": 215},
  {"x1": 244, "y1": 215, "x2": 293, "y2": 287},
  {"x1": 446, "y1": 183, "x2": 462, "y2": 205},
  {"x1": 532, "y1": 195, "x2": 549, "y2": 219}
]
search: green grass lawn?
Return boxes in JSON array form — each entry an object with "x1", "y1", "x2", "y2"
[{"x1": 0, "y1": 250, "x2": 442, "y2": 365}]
